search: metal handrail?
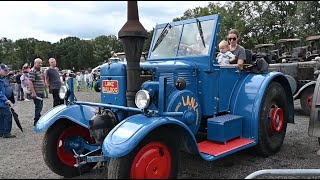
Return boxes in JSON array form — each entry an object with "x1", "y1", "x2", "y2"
[{"x1": 245, "y1": 169, "x2": 320, "y2": 179}]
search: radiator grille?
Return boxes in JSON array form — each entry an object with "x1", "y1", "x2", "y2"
[{"x1": 159, "y1": 72, "x2": 191, "y2": 84}]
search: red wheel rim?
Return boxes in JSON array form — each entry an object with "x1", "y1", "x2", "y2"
[
  {"x1": 307, "y1": 94, "x2": 313, "y2": 108},
  {"x1": 56, "y1": 126, "x2": 94, "y2": 167},
  {"x1": 130, "y1": 142, "x2": 172, "y2": 179},
  {"x1": 270, "y1": 107, "x2": 284, "y2": 133}
]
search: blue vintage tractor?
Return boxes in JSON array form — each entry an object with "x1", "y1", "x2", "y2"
[{"x1": 34, "y1": 2, "x2": 294, "y2": 179}]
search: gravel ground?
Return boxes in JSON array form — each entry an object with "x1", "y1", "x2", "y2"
[{"x1": 0, "y1": 90, "x2": 320, "y2": 179}]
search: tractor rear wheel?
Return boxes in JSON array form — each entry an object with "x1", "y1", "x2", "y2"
[
  {"x1": 107, "y1": 130, "x2": 180, "y2": 179},
  {"x1": 255, "y1": 81, "x2": 288, "y2": 157},
  {"x1": 42, "y1": 121, "x2": 97, "y2": 178},
  {"x1": 300, "y1": 86, "x2": 314, "y2": 116}
]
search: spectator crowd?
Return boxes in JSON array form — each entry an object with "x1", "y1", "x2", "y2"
[{"x1": 0, "y1": 57, "x2": 99, "y2": 139}]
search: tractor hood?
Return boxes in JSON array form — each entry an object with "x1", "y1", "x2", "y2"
[
  {"x1": 100, "y1": 59, "x2": 196, "y2": 77},
  {"x1": 140, "y1": 60, "x2": 195, "y2": 72}
]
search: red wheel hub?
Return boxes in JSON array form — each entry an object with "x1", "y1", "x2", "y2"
[
  {"x1": 270, "y1": 107, "x2": 284, "y2": 133},
  {"x1": 307, "y1": 94, "x2": 313, "y2": 108},
  {"x1": 56, "y1": 126, "x2": 94, "y2": 167},
  {"x1": 130, "y1": 142, "x2": 172, "y2": 179}
]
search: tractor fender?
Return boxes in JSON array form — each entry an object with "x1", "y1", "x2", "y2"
[
  {"x1": 284, "y1": 74, "x2": 297, "y2": 95},
  {"x1": 229, "y1": 71, "x2": 294, "y2": 139},
  {"x1": 102, "y1": 114, "x2": 198, "y2": 158},
  {"x1": 34, "y1": 104, "x2": 96, "y2": 133},
  {"x1": 293, "y1": 81, "x2": 316, "y2": 100}
]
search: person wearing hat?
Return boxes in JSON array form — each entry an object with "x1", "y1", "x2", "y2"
[{"x1": 0, "y1": 63, "x2": 16, "y2": 138}]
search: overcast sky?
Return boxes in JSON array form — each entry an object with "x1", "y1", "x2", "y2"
[{"x1": 0, "y1": 1, "x2": 216, "y2": 43}]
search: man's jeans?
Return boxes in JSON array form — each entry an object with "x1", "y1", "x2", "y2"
[
  {"x1": 16, "y1": 84, "x2": 23, "y2": 100},
  {"x1": 33, "y1": 93, "x2": 44, "y2": 124},
  {"x1": 0, "y1": 106, "x2": 13, "y2": 135},
  {"x1": 86, "y1": 81, "x2": 91, "y2": 91},
  {"x1": 77, "y1": 81, "x2": 81, "y2": 91},
  {"x1": 52, "y1": 89, "x2": 64, "y2": 107}
]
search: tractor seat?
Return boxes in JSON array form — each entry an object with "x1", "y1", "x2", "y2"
[{"x1": 245, "y1": 49, "x2": 253, "y2": 65}]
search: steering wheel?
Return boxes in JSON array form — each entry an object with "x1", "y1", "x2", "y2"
[
  {"x1": 174, "y1": 44, "x2": 191, "y2": 56},
  {"x1": 306, "y1": 51, "x2": 312, "y2": 58},
  {"x1": 242, "y1": 63, "x2": 253, "y2": 71}
]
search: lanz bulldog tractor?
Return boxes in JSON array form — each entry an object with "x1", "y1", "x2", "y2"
[{"x1": 34, "y1": 2, "x2": 294, "y2": 179}]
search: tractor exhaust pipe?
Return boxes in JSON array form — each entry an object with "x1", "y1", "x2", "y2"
[{"x1": 118, "y1": 1, "x2": 147, "y2": 108}]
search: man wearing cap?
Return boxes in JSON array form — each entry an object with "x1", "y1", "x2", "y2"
[{"x1": 0, "y1": 63, "x2": 16, "y2": 138}]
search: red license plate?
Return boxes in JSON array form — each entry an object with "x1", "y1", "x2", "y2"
[{"x1": 102, "y1": 80, "x2": 119, "y2": 94}]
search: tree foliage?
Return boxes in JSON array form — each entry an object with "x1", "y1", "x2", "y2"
[{"x1": 172, "y1": 1, "x2": 320, "y2": 49}]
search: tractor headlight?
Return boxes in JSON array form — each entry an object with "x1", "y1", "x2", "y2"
[
  {"x1": 135, "y1": 90, "x2": 150, "y2": 109},
  {"x1": 59, "y1": 86, "x2": 68, "y2": 100}
]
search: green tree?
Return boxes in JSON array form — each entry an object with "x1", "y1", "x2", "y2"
[
  {"x1": 143, "y1": 29, "x2": 154, "y2": 53},
  {"x1": 35, "y1": 40, "x2": 54, "y2": 67},
  {"x1": 15, "y1": 38, "x2": 38, "y2": 66},
  {"x1": 54, "y1": 37, "x2": 81, "y2": 70},
  {"x1": 293, "y1": 1, "x2": 320, "y2": 41},
  {"x1": 0, "y1": 38, "x2": 20, "y2": 69},
  {"x1": 93, "y1": 35, "x2": 122, "y2": 65},
  {"x1": 76, "y1": 40, "x2": 95, "y2": 70},
  {"x1": 269, "y1": 1, "x2": 298, "y2": 40}
]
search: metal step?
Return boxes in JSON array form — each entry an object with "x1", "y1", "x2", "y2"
[{"x1": 198, "y1": 137, "x2": 254, "y2": 156}]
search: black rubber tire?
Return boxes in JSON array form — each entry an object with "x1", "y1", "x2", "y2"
[
  {"x1": 42, "y1": 121, "x2": 97, "y2": 178},
  {"x1": 255, "y1": 81, "x2": 288, "y2": 157},
  {"x1": 107, "y1": 129, "x2": 180, "y2": 179},
  {"x1": 94, "y1": 82, "x2": 101, "y2": 92},
  {"x1": 300, "y1": 86, "x2": 314, "y2": 116}
]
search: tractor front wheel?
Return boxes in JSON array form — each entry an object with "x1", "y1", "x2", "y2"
[
  {"x1": 107, "y1": 130, "x2": 180, "y2": 179},
  {"x1": 42, "y1": 121, "x2": 97, "y2": 178}
]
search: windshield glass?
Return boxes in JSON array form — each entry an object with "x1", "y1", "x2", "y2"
[
  {"x1": 150, "y1": 19, "x2": 215, "y2": 59},
  {"x1": 150, "y1": 25, "x2": 182, "y2": 58}
]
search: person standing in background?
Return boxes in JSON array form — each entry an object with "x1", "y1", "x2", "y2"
[
  {"x1": 45, "y1": 58, "x2": 64, "y2": 107},
  {"x1": 29, "y1": 58, "x2": 45, "y2": 126},
  {"x1": 84, "y1": 71, "x2": 91, "y2": 91},
  {"x1": 15, "y1": 70, "x2": 24, "y2": 101},
  {"x1": 21, "y1": 63, "x2": 31, "y2": 101},
  {"x1": 76, "y1": 72, "x2": 82, "y2": 91},
  {"x1": 0, "y1": 63, "x2": 16, "y2": 138}
]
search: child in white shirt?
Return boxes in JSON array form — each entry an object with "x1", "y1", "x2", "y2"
[{"x1": 217, "y1": 40, "x2": 235, "y2": 65}]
